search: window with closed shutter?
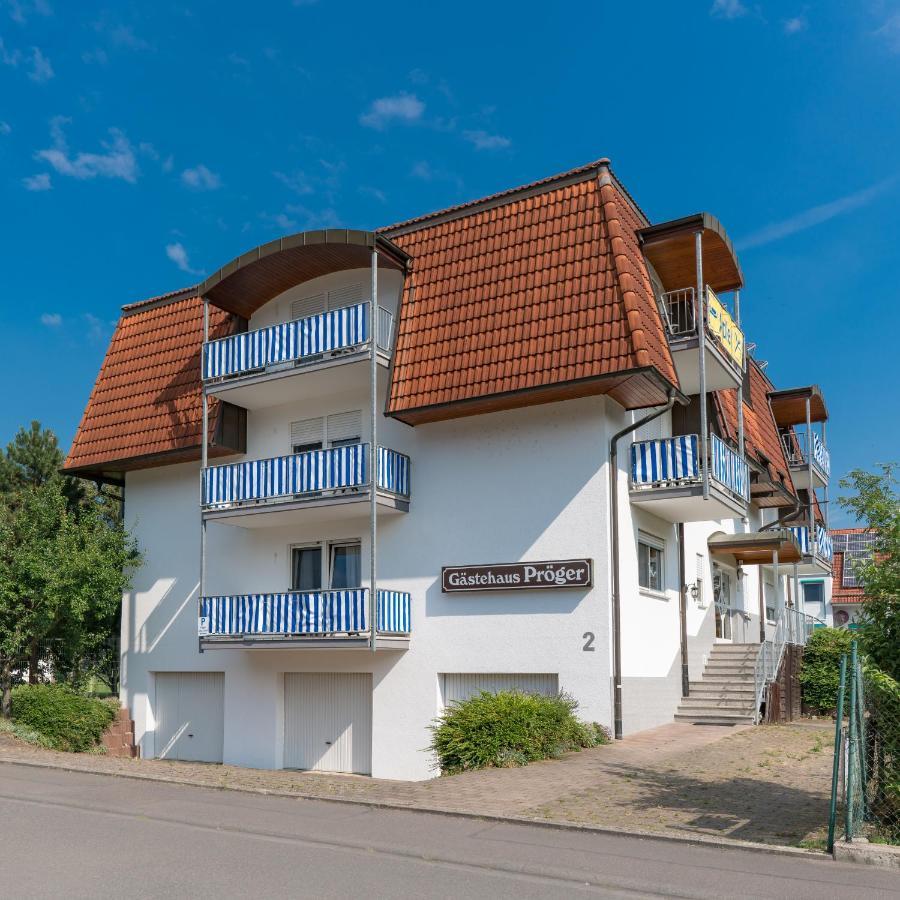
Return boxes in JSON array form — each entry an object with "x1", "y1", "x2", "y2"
[
  {"x1": 328, "y1": 283, "x2": 365, "y2": 310},
  {"x1": 291, "y1": 417, "x2": 324, "y2": 453},
  {"x1": 326, "y1": 410, "x2": 362, "y2": 447},
  {"x1": 291, "y1": 293, "x2": 327, "y2": 321}
]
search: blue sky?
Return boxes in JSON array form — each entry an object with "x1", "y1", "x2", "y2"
[{"x1": 1, "y1": 0, "x2": 898, "y2": 523}]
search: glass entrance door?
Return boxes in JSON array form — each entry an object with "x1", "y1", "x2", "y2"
[{"x1": 713, "y1": 565, "x2": 733, "y2": 641}]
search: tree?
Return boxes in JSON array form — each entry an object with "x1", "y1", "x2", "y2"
[
  {"x1": 0, "y1": 421, "x2": 84, "y2": 509},
  {"x1": 0, "y1": 476, "x2": 140, "y2": 715},
  {"x1": 839, "y1": 464, "x2": 899, "y2": 681}
]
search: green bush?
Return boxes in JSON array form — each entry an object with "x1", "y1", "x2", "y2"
[
  {"x1": 799, "y1": 627, "x2": 855, "y2": 712},
  {"x1": 430, "y1": 690, "x2": 609, "y2": 775},
  {"x1": 11, "y1": 683, "x2": 116, "y2": 752}
]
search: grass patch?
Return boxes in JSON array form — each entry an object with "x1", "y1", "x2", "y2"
[
  {"x1": 0, "y1": 716, "x2": 55, "y2": 749},
  {"x1": 430, "y1": 690, "x2": 610, "y2": 776}
]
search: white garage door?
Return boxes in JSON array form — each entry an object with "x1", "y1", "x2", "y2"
[
  {"x1": 155, "y1": 672, "x2": 224, "y2": 763},
  {"x1": 441, "y1": 673, "x2": 559, "y2": 707},
  {"x1": 284, "y1": 673, "x2": 372, "y2": 775}
]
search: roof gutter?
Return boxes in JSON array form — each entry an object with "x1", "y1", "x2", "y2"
[{"x1": 609, "y1": 388, "x2": 680, "y2": 740}]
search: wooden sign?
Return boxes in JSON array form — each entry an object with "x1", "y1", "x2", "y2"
[{"x1": 441, "y1": 559, "x2": 593, "y2": 593}]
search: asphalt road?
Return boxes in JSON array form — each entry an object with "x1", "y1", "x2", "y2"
[{"x1": 0, "y1": 763, "x2": 896, "y2": 899}]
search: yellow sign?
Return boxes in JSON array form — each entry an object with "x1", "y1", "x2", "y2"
[{"x1": 706, "y1": 288, "x2": 744, "y2": 368}]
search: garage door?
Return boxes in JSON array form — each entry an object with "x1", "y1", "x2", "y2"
[
  {"x1": 155, "y1": 672, "x2": 224, "y2": 762},
  {"x1": 284, "y1": 673, "x2": 372, "y2": 774},
  {"x1": 440, "y1": 673, "x2": 559, "y2": 706}
]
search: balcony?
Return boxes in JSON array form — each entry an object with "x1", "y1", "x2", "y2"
[
  {"x1": 790, "y1": 524, "x2": 834, "y2": 575},
  {"x1": 199, "y1": 588, "x2": 411, "y2": 650},
  {"x1": 630, "y1": 433, "x2": 750, "y2": 522},
  {"x1": 202, "y1": 443, "x2": 410, "y2": 527},
  {"x1": 203, "y1": 302, "x2": 395, "y2": 410},
  {"x1": 781, "y1": 429, "x2": 830, "y2": 490},
  {"x1": 661, "y1": 286, "x2": 744, "y2": 392}
]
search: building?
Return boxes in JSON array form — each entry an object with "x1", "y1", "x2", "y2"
[
  {"x1": 816, "y1": 528, "x2": 876, "y2": 628},
  {"x1": 65, "y1": 158, "x2": 834, "y2": 780}
]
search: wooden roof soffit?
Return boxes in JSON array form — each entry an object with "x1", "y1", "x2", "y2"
[
  {"x1": 200, "y1": 229, "x2": 410, "y2": 318},
  {"x1": 767, "y1": 385, "x2": 828, "y2": 426},
  {"x1": 708, "y1": 529, "x2": 802, "y2": 566},
  {"x1": 638, "y1": 213, "x2": 744, "y2": 294}
]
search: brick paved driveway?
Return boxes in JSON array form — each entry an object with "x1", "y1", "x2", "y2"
[{"x1": 0, "y1": 721, "x2": 834, "y2": 848}]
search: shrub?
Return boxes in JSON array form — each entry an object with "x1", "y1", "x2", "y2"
[
  {"x1": 11, "y1": 683, "x2": 116, "y2": 752},
  {"x1": 430, "y1": 690, "x2": 608, "y2": 775},
  {"x1": 799, "y1": 627, "x2": 854, "y2": 712}
]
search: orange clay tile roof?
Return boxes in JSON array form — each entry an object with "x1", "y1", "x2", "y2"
[
  {"x1": 831, "y1": 528, "x2": 870, "y2": 605},
  {"x1": 714, "y1": 357, "x2": 795, "y2": 497},
  {"x1": 65, "y1": 159, "x2": 679, "y2": 474},
  {"x1": 64, "y1": 295, "x2": 237, "y2": 475},
  {"x1": 383, "y1": 167, "x2": 677, "y2": 419}
]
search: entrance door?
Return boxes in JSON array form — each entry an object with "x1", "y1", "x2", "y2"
[
  {"x1": 283, "y1": 673, "x2": 372, "y2": 774},
  {"x1": 713, "y1": 566, "x2": 734, "y2": 642},
  {"x1": 154, "y1": 672, "x2": 224, "y2": 762}
]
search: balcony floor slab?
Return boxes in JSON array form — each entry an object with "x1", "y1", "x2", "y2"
[
  {"x1": 199, "y1": 634, "x2": 409, "y2": 651},
  {"x1": 629, "y1": 482, "x2": 747, "y2": 523}
]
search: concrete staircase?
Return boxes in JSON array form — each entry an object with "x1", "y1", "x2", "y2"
[
  {"x1": 100, "y1": 707, "x2": 139, "y2": 758},
  {"x1": 675, "y1": 643, "x2": 759, "y2": 725}
]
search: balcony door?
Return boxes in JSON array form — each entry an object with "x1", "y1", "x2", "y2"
[{"x1": 291, "y1": 541, "x2": 361, "y2": 593}]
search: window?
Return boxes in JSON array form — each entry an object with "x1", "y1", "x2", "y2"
[
  {"x1": 638, "y1": 535, "x2": 665, "y2": 593},
  {"x1": 765, "y1": 580, "x2": 776, "y2": 623},
  {"x1": 291, "y1": 283, "x2": 366, "y2": 321},
  {"x1": 291, "y1": 541, "x2": 361, "y2": 592},
  {"x1": 802, "y1": 580, "x2": 825, "y2": 618},
  {"x1": 291, "y1": 411, "x2": 362, "y2": 454}
]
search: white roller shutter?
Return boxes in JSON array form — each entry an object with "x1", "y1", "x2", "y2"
[
  {"x1": 291, "y1": 416, "x2": 325, "y2": 452},
  {"x1": 154, "y1": 672, "x2": 224, "y2": 762},
  {"x1": 291, "y1": 292, "x2": 327, "y2": 321},
  {"x1": 440, "y1": 673, "x2": 559, "y2": 707},
  {"x1": 328, "y1": 283, "x2": 365, "y2": 310},
  {"x1": 283, "y1": 673, "x2": 372, "y2": 774},
  {"x1": 326, "y1": 410, "x2": 362, "y2": 446}
]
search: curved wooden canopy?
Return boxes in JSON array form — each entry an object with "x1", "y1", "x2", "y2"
[
  {"x1": 200, "y1": 229, "x2": 410, "y2": 318},
  {"x1": 709, "y1": 529, "x2": 802, "y2": 566},
  {"x1": 767, "y1": 385, "x2": 828, "y2": 426},
  {"x1": 638, "y1": 213, "x2": 744, "y2": 293}
]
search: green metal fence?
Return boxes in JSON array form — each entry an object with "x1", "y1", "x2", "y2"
[{"x1": 828, "y1": 640, "x2": 900, "y2": 851}]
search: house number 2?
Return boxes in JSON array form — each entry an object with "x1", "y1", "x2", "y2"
[{"x1": 582, "y1": 632, "x2": 595, "y2": 651}]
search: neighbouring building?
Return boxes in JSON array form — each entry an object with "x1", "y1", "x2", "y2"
[
  {"x1": 65, "y1": 158, "x2": 834, "y2": 779},
  {"x1": 817, "y1": 528, "x2": 876, "y2": 628}
]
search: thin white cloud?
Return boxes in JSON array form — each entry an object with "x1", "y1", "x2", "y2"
[
  {"x1": 181, "y1": 164, "x2": 221, "y2": 191},
  {"x1": 35, "y1": 117, "x2": 139, "y2": 183},
  {"x1": 0, "y1": 120, "x2": 10, "y2": 134},
  {"x1": 736, "y1": 177, "x2": 897, "y2": 250},
  {"x1": 166, "y1": 242, "x2": 203, "y2": 275},
  {"x1": 359, "y1": 92, "x2": 424, "y2": 130},
  {"x1": 0, "y1": 37, "x2": 22, "y2": 66},
  {"x1": 783, "y1": 15, "x2": 807, "y2": 34},
  {"x1": 23, "y1": 172, "x2": 51, "y2": 191},
  {"x1": 710, "y1": 0, "x2": 747, "y2": 19},
  {"x1": 28, "y1": 46, "x2": 52, "y2": 81},
  {"x1": 82, "y1": 48, "x2": 108, "y2": 65},
  {"x1": 92, "y1": 18, "x2": 151, "y2": 51},
  {"x1": 83, "y1": 312, "x2": 108, "y2": 344},
  {"x1": 274, "y1": 170, "x2": 314, "y2": 195},
  {"x1": 411, "y1": 160, "x2": 434, "y2": 180},
  {"x1": 463, "y1": 129, "x2": 511, "y2": 151},
  {"x1": 876, "y1": 14, "x2": 900, "y2": 53},
  {"x1": 359, "y1": 185, "x2": 387, "y2": 203},
  {"x1": 4, "y1": 0, "x2": 52, "y2": 25},
  {"x1": 40, "y1": 312, "x2": 61, "y2": 327}
]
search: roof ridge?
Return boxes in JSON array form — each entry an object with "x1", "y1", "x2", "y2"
[
  {"x1": 378, "y1": 157, "x2": 613, "y2": 236},
  {"x1": 121, "y1": 285, "x2": 198, "y2": 314}
]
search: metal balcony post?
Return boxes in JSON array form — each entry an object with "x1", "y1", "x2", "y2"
[
  {"x1": 696, "y1": 231, "x2": 709, "y2": 499},
  {"x1": 773, "y1": 547, "x2": 781, "y2": 620},
  {"x1": 200, "y1": 298, "x2": 209, "y2": 652},
  {"x1": 822, "y1": 420, "x2": 830, "y2": 529},
  {"x1": 806, "y1": 396, "x2": 815, "y2": 558},
  {"x1": 734, "y1": 289, "x2": 745, "y2": 459},
  {"x1": 370, "y1": 246, "x2": 378, "y2": 652}
]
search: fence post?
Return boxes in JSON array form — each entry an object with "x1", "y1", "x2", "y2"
[
  {"x1": 845, "y1": 641, "x2": 859, "y2": 842},
  {"x1": 856, "y1": 659, "x2": 868, "y2": 823},
  {"x1": 827, "y1": 652, "x2": 847, "y2": 854}
]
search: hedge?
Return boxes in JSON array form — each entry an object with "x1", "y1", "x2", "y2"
[
  {"x1": 799, "y1": 627, "x2": 855, "y2": 712},
  {"x1": 430, "y1": 690, "x2": 609, "y2": 775},
  {"x1": 11, "y1": 683, "x2": 117, "y2": 752}
]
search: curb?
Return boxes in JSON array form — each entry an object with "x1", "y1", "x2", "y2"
[{"x1": 0, "y1": 754, "x2": 830, "y2": 862}]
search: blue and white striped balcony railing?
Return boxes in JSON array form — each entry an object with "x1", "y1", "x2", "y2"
[
  {"x1": 202, "y1": 443, "x2": 410, "y2": 508},
  {"x1": 198, "y1": 589, "x2": 411, "y2": 637},
  {"x1": 783, "y1": 430, "x2": 830, "y2": 479},
  {"x1": 630, "y1": 433, "x2": 749, "y2": 503},
  {"x1": 810, "y1": 431, "x2": 830, "y2": 477},
  {"x1": 710, "y1": 434, "x2": 751, "y2": 501},
  {"x1": 203, "y1": 302, "x2": 395, "y2": 382},
  {"x1": 791, "y1": 525, "x2": 834, "y2": 563}
]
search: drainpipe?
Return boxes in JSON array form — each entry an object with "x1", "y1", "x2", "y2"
[
  {"x1": 609, "y1": 388, "x2": 679, "y2": 740},
  {"x1": 370, "y1": 246, "x2": 378, "y2": 653},
  {"x1": 806, "y1": 396, "x2": 815, "y2": 560},
  {"x1": 677, "y1": 522, "x2": 690, "y2": 698},
  {"x1": 734, "y1": 289, "x2": 745, "y2": 460},
  {"x1": 200, "y1": 298, "x2": 209, "y2": 655}
]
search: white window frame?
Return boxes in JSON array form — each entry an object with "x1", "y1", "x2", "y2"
[
  {"x1": 638, "y1": 532, "x2": 666, "y2": 598},
  {"x1": 290, "y1": 410, "x2": 363, "y2": 455},
  {"x1": 289, "y1": 539, "x2": 362, "y2": 592}
]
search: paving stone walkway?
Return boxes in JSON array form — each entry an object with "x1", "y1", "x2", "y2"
[{"x1": 0, "y1": 721, "x2": 835, "y2": 848}]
